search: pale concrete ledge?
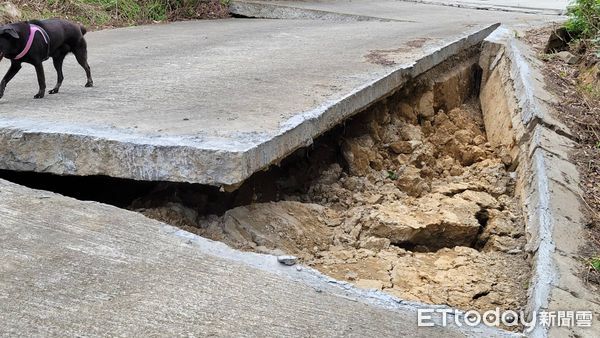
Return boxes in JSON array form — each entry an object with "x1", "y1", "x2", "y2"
[
  {"x1": 479, "y1": 28, "x2": 600, "y2": 338},
  {"x1": 0, "y1": 20, "x2": 498, "y2": 187}
]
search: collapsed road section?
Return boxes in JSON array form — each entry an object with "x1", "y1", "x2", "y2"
[
  {"x1": 3, "y1": 10, "x2": 596, "y2": 337},
  {"x1": 2, "y1": 28, "x2": 529, "y2": 328},
  {"x1": 0, "y1": 20, "x2": 498, "y2": 187}
]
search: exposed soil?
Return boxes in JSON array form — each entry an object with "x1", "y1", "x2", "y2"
[
  {"x1": 524, "y1": 26, "x2": 600, "y2": 286},
  {"x1": 136, "y1": 53, "x2": 531, "y2": 317}
]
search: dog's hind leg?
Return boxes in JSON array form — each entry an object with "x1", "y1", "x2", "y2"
[
  {"x1": 73, "y1": 39, "x2": 93, "y2": 88},
  {"x1": 49, "y1": 52, "x2": 67, "y2": 94},
  {"x1": 0, "y1": 61, "x2": 22, "y2": 99},
  {"x1": 33, "y1": 62, "x2": 46, "y2": 99}
]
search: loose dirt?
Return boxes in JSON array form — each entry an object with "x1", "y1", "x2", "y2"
[{"x1": 137, "y1": 56, "x2": 531, "y2": 316}]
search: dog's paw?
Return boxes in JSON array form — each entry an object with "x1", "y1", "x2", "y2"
[
  {"x1": 49, "y1": 89, "x2": 59, "y2": 94},
  {"x1": 85, "y1": 82, "x2": 93, "y2": 88},
  {"x1": 34, "y1": 93, "x2": 45, "y2": 99}
]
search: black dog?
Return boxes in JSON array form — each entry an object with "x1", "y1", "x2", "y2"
[{"x1": 0, "y1": 19, "x2": 93, "y2": 99}]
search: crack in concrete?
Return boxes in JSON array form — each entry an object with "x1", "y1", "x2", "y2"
[
  {"x1": 395, "y1": 0, "x2": 566, "y2": 15},
  {"x1": 230, "y1": 1, "x2": 419, "y2": 23}
]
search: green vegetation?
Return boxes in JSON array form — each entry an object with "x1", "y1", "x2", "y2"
[
  {"x1": 386, "y1": 170, "x2": 398, "y2": 180},
  {"x1": 566, "y1": 0, "x2": 600, "y2": 40},
  {"x1": 579, "y1": 82, "x2": 600, "y2": 99},
  {"x1": 15, "y1": 0, "x2": 229, "y2": 28},
  {"x1": 591, "y1": 257, "x2": 600, "y2": 272}
]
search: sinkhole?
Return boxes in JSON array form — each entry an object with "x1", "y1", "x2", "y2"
[{"x1": 0, "y1": 43, "x2": 530, "y2": 325}]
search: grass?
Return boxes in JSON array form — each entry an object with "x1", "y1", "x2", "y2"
[
  {"x1": 579, "y1": 82, "x2": 600, "y2": 99},
  {"x1": 592, "y1": 257, "x2": 600, "y2": 272},
  {"x1": 13, "y1": 0, "x2": 230, "y2": 29}
]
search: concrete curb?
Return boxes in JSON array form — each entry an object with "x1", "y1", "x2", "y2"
[{"x1": 480, "y1": 27, "x2": 600, "y2": 338}]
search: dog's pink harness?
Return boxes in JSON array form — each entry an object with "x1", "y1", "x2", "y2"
[{"x1": 14, "y1": 24, "x2": 49, "y2": 60}]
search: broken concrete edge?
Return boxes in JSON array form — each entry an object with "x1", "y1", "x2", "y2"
[
  {"x1": 482, "y1": 27, "x2": 560, "y2": 338},
  {"x1": 159, "y1": 212, "x2": 519, "y2": 337},
  {"x1": 0, "y1": 178, "x2": 516, "y2": 338},
  {"x1": 229, "y1": 0, "x2": 414, "y2": 22},
  {"x1": 506, "y1": 39, "x2": 573, "y2": 141},
  {"x1": 0, "y1": 24, "x2": 499, "y2": 189},
  {"x1": 482, "y1": 27, "x2": 598, "y2": 337},
  {"x1": 394, "y1": 0, "x2": 566, "y2": 16},
  {"x1": 239, "y1": 23, "x2": 501, "y2": 186},
  {"x1": 0, "y1": 125, "x2": 248, "y2": 186}
]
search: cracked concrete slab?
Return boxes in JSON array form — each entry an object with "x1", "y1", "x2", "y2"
[
  {"x1": 524, "y1": 148, "x2": 600, "y2": 338},
  {"x1": 0, "y1": 18, "x2": 501, "y2": 187},
  {"x1": 0, "y1": 178, "x2": 517, "y2": 337}
]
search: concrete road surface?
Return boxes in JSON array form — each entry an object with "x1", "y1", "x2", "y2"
[
  {"x1": 0, "y1": 2, "x2": 561, "y2": 187},
  {"x1": 395, "y1": 0, "x2": 569, "y2": 15}
]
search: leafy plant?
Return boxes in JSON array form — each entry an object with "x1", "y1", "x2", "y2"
[
  {"x1": 591, "y1": 257, "x2": 600, "y2": 272},
  {"x1": 565, "y1": 0, "x2": 600, "y2": 39},
  {"x1": 387, "y1": 170, "x2": 398, "y2": 180}
]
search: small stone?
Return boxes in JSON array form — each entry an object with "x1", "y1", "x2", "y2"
[
  {"x1": 0, "y1": 2, "x2": 21, "y2": 22},
  {"x1": 325, "y1": 218, "x2": 342, "y2": 227},
  {"x1": 389, "y1": 141, "x2": 413, "y2": 154},
  {"x1": 296, "y1": 265, "x2": 303, "y2": 271},
  {"x1": 355, "y1": 279, "x2": 384, "y2": 290},
  {"x1": 544, "y1": 27, "x2": 570, "y2": 53},
  {"x1": 345, "y1": 271, "x2": 359, "y2": 281},
  {"x1": 360, "y1": 236, "x2": 391, "y2": 251},
  {"x1": 556, "y1": 51, "x2": 579, "y2": 65},
  {"x1": 277, "y1": 255, "x2": 298, "y2": 266},
  {"x1": 398, "y1": 102, "x2": 418, "y2": 123},
  {"x1": 501, "y1": 154, "x2": 513, "y2": 166},
  {"x1": 473, "y1": 135, "x2": 486, "y2": 146},
  {"x1": 396, "y1": 166, "x2": 430, "y2": 197},
  {"x1": 399, "y1": 124, "x2": 423, "y2": 141},
  {"x1": 454, "y1": 130, "x2": 474, "y2": 144},
  {"x1": 417, "y1": 91, "x2": 435, "y2": 118},
  {"x1": 457, "y1": 190, "x2": 499, "y2": 209},
  {"x1": 449, "y1": 165, "x2": 464, "y2": 176},
  {"x1": 366, "y1": 194, "x2": 383, "y2": 205}
]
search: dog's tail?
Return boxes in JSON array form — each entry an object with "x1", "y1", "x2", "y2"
[{"x1": 80, "y1": 25, "x2": 87, "y2": 36}]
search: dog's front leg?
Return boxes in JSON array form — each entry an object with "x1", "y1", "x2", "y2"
[
  {"x1": 33, "y1": 62, "x2": 46, "y2": 99},
  {"x1": 0, "y1": 61, "x2": 22, "y2": 99}
]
